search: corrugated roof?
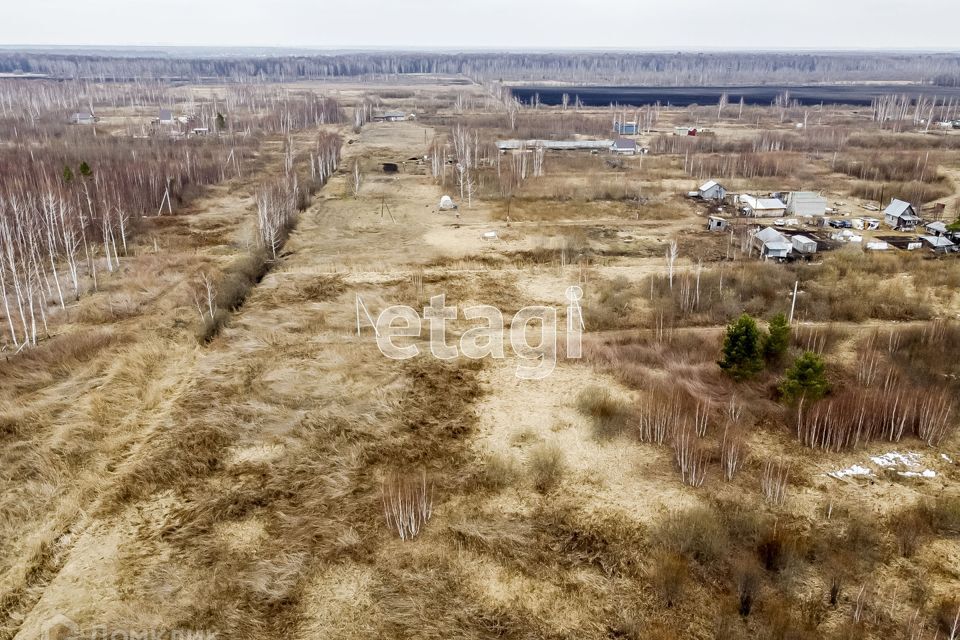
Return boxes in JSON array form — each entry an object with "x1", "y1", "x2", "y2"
[
  {"x1": 699, "y1": 180, "x2": 719, "y2": 191},
  {"x1": 755, "y1": 227, "x2": 788, "y2": 243},
  {"x1": 884, "y1": 199, "x2": 919, "y2": 219},
  {"x1": 921, "y1": 235, "x2": 955, "y2": 247}
]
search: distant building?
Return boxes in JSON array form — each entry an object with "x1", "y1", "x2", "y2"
[
  {"x1": 740, "y1": 195, "x2": 787, "y2": 217},
  {"x1": 925, "y1": 221, "x2": 949, "y2": 237},
  {"x1": 920, "y1": 235, "x2": 956, "y2": 254},
  {"x1": 785, "y1": 191, "x2": 827, "y2": 217},
  {"x1": 697, "y1": 180, "x2": 726, "y2": 201},
  {"x1": 706, "y1": 215, "x2": 728, "y2": 231},
  {"x1": 752, "y1": 227, "x2": 792, "y2": 259},
  {"x1": 613, "y1": 121, "x2": 638, "y2": 135},
  {"x1": 497, "y1": 139, "x2": 613, "y2": 151},
  {"x1": 374, "y1": 111, "x2": 408, "y2": 122},
  {"x1": 883, "y1": 199, "x2": 921, "y2": 231},
  {"x1": 611, "y1": 138, "x2": 638, "y2": 155},
  {"x1": 158, "y1": 109, "x2": 174, "y2": 125},
  {"x1": 69, "y1": 112, "x2": 96, "y2": 125}
]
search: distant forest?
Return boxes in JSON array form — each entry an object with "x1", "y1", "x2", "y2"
[{"x1": 2, "y1": 51, "x2": 960, "y2": 86}]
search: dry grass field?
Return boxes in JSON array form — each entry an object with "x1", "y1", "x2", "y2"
[{"x1": 1, "y1": 79, "x2": 959, "y2": 640}]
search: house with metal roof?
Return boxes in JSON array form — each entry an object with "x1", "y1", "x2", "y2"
[
  {"x1": 920, "y1": 235, "x2": 956, "y2": 254},
  {"x1": 785, "y1": 192, "x2": 827, "y2": 217},
  {"x1": 613, "y1": 121, "x2": 638, "y2": 135},
  {"x1": 158, "y1": 109, "x2": 174, "y2": 125},
  {"x1": 611, "y1": 138, "x2": 638, "y2": 155},
  {"x1": 740, "y1": 194, "x2": 787, "y2": 217},
  {"x1": 752, "y1": 227, "x2": 793, "y2": 259},
  {"x1": 925, "y1": 221, "x2": 950, "y2": 237},
  {"x1": 697, "y1": 180, "x2": 726, "y2": 201},
  {"x1": 883, "y1": 199, "x2": 922, "y2": 231}
]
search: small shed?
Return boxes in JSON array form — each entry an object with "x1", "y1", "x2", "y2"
[
  {"x1": 697, "y1": 180, "x2": 726, "y2": 201},
  {"x1": 920, "y1": 235, "x2": 956, "y2": 254},
  {"x1": 69, "y1": 112, "x2": 96, "y2": 125},
  {"x1": 707, "y1": 216, "x2": 728, "y2": 232},
  {"x1": 158, "y1": 109, "x2": 174, "y2": 125},
  {"x1": 613, "y1": 121, "x2": 638, "y2": 135},
  {"x1": 791, "y1": 234, "x2": 818, "y2": 255},
  {"x1": 883, "y1": 199, "x2": 921, "y2": 230},
  {"x1": 611, "y1": 138, "x2": 638, "y2": 155},
  {"x1": 785, "y1": 192, "x2": 827, "y2": 217}
]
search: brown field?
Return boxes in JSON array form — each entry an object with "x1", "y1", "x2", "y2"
[{"x1": 1, "y1": 79, "x2": 959, "y2": 640}]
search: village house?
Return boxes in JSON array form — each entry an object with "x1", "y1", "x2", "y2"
[
  {"x1": 611, "y1": 138, "x2": 638, "y2": 155},
  {"x1": 883, "y1": 199, "x2": 922, "y2": 231},
  {"x1": 924, "y1": 221, "x2": 951, "y2": 237},
  {"x1": 920, "y1": 235, "x2": 956, "y2": 254},
  {"x1": 697, "y1": 180, "x2": 726, "y2": 201},
  {"x1": 613, "y1": 121, "x2": 638, "y2": 135},
  {"x1": 785, "y1": 191, "x2": 827, "y2": 217},
  {"x1": 157, "y1": 109, "x2": 175, "y2": 125},
  {"x1": 740, "y1": 194, "x2": 787, "y2": 217},
  {"x1": 752, "y1": 227, "x2": 792, "y2": 260}
]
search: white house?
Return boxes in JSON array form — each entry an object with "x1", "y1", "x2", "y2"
[
  {"x1": 697, "y1": 180, "x2": 726, "y2": 201},
  {"x1": 740, "y1": 195, "x2": 787, "y2": 217},
  {"x1": 753, "y1": 227, "x2": 792, "y2": 259},
  {"x1": 883, "y1": 199, "x2": 922, "y2": 230},
  {"x1": 785, "y1": 192, "x2": 827, "y2": 217}
]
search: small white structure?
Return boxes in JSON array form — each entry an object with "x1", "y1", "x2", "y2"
[
  {"x1": 482, "y1": 231, "x2": 498, "y2": 240},
  {"x1": 866, "y1": 241, "x2": 890, "y2": 251},
  {"x1": 158, "y1": 109, "x2": 175, "y2": 125},
  {"x1": 791, "y1": 235, "x2": 818, "y2": 255},
  {"x1": 69, "y1": 112, "x2": 96, "y2": 125},
  {"x1": 753, "y1": 227, "x2": 792, "y2": 259},
  {"x1": 706, "y1": 215, "x2": 728, "y2": 231},
  {"x1": 697, "y1": 180, "x2": 726, "y2": 201},
  {"x1": 439, "y1": 195, "x2": 457, "y2": 211},
  {"x1": 740, "y1": 194, "x2": 787, "y2": 217},
  {"x1": 785, "y1": 191, "x2": 827, "y2": 217},
  {"x1": 883, "y1": 199, "x2": 921, "y2": 230}
]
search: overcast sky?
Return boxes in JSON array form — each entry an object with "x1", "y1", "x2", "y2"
[{"x1": 1, "y1": 0, "x2": 957, "y2": 51}]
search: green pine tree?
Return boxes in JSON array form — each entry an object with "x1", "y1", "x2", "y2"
[
  {"x1": 779, "y1": 351, "x2": 829, "y2": 402},
  {"x1": 78, "y1": 161, "x2": 92, "y2": 178},
  {"x1": 763, "y1": 313, "x2": 791, "y2": 363},
  {"x1": 215, "y1": 112, "x2": 226, "y2": 130},
  {"x1": 62, "y1": 165, "x2": 74, "y2": 183},
  {"x1": 718, "y1": 313, "x2": 765, "y2": 380}
]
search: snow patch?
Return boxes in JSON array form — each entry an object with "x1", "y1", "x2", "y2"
[{"x1": 828, "y1": 465, "x2": 873, "y2": 479}]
